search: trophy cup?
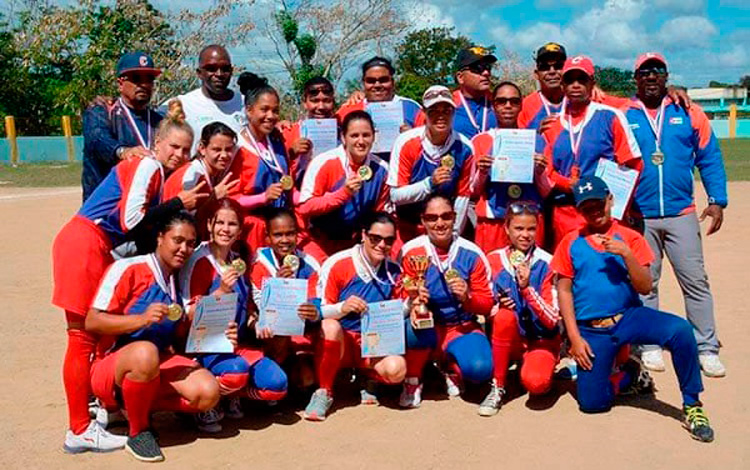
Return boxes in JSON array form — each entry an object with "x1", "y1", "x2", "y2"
[{"x1": 408, "y1": 255, "x2": 434, "y2": 329}]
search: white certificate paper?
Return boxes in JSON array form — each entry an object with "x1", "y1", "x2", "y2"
[
  {"x1": 186, "y1": 293, "x2": 237, "y2": 354},
  {"x1": 301, "y1": 119, "x2": 338, "y2": 156},
  {"x1": 367, "y1": 101, "x2": 403, "y2": 154},
  {"x1": 361, "y1": 300, "x2": 405, "y2": 358},
  {"x1": 490, "y1": 129, "x2": 536, "y2": 183},
  {"x1": 594, "y1": 158, "x2": 639, "y2": 220},
  {"x1": 259, "y1": 277, "x2": 307, "y2": 336}
]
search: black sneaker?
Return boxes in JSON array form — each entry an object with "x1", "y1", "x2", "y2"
[
  {"x1": 684, "y1": 404, "x2": 715, "y2": 443},
  {"x1": 126, "y1": 430, "x2": 165, "y2": 462},
  {"x1": 619, "y1": 359, "x2": 655, "y2": 396}
]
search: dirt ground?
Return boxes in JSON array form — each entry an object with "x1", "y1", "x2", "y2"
[{"x1": 0, "y1": 185, "x2": 747, "y2": 469}]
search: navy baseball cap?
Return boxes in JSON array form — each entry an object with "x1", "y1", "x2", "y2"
[
  {"x1": 456, "y1": 46, "x2": 497, "y2": 71},
  {"x1": 535, "y1": 42, "x2": 567, "y2": 64},
  {"x1": 574, "y1": 175, "x2": 610, "y2": 206},
  {"x1": 116, "y1": 51, "x2": 161, "y2": 77}
]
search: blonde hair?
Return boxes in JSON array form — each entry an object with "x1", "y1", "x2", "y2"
[{"x1": 155, "y1": 99, "x2": 194, "y2": 145}]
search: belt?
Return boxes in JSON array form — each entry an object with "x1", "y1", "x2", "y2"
[{"x1": 585, "y1": 313, "x2": 623, "y2": 328}]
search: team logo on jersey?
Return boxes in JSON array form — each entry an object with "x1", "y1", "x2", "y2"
[
  {"x1": 669, "y1": 117, "x2": 683, "y2": 125},
  {"x1": 139, "y1": 55, "x2": 148, "y2": 66}
]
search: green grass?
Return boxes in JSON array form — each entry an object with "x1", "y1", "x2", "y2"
[
  {"x1": 719, "y1": 138, "x2": 750, "y2": 181},
  {"x1": 0, "y1": 162, "x2": 81, "y2": 187}
]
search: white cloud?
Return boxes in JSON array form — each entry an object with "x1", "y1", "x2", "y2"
[
  {"x1": 718, "y1": 44, "x2": 749, "y2": 68},
  {"x1": 653, "y1": 0, "x2": 705, "y2": 14},
  {"x1": 657, "y1": 16, "x2": 718, "y2": 49}
]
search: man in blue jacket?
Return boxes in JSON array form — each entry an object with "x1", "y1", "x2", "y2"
[
  {"x1": 81, "y1": 52, "x2": 163, "y2": 201},
  {"x1": 624, "y1": 53, "x2": 727, "y2": 377}
]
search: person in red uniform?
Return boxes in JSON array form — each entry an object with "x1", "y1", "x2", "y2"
[
  {"x1": 478, "y1": 203, "x2": 560, "y2": 416},
  {"x1": 543, "y1": 56, "x2": 642, "y2": 248},
  {"x1": 52, "y1": 101, "x2": 205, "y2": 454},
  {"x1": 471, "y1": 81, "x2": 552, "y2": 252},
  {"x1": 86, "y1": 213, "x2": 228, "y2": 462}
]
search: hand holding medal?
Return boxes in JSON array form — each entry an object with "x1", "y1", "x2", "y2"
[{"x1": 444, "y1": 268, "x2": 468, "y2": 303}]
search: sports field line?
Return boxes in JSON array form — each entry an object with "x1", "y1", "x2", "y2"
[{"x1": 0, "y1": 188, "x2": 80, "y2": 202}]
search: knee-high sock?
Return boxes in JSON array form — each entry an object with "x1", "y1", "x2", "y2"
[
  {"x1": 122, "y1": 376, "x2": 159, "y2": 437},
  {"x1": 316, "y1": 339, "x2": 342, "y2": 392},
  {"x1": 63, "y1": 322, "x2": 96, "y2": 434},
  {"x1": 491, "y1": 308, "x2": 520, "y2": 387},
  {"x1": 405, "y1": 349, "x2": 431, "y2": 379}
]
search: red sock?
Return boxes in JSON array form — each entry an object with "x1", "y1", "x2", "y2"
[
  {"x1": 153, "y1": 394, "x2": 200, "y2": 413},
  {"x1": 316, "y1": 339, "x2": 342, "y2": 392},
  {"x1": 405, "y1": 349, "x2": 431, "y2": 378},
  {"x1": 63, "y1": 323, "x2": 97, "y2": 434},
  {"x1": 491, "y1": 308, "x2": 521, "y2": 387},
  {"x1": 122, "y1": 376, "x2": 159, "y2": 437}
]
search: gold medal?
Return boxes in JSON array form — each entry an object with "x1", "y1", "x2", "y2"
[
  {"x1": 440, "y1": 155, "x2": 455, "y2": 170},
  {"x1": 571, "y1": 165, "x2": 580, "y2": 186},
  {"x1": 651, "y1": 150, "x2": 664, "y2": 166},
  {"x1": 231, "y1": 258, "x2": 246, "y2": 275},
  {"x1": 402, "y1": 276, "x2": 415, "y2": 290},
  {"x1": 167, "y1": 303, "x2": 183, "y2": 321},
  {"x1": 507, "y1": 184, "x2": 522, "y2": 199},
  {"x1": 283, "y1": 254, "x2": 300, "y2": 272},
  {"x1": 509, "y1": 250, "x2": 525, "y2": 267},
  {"x1": 280, "y1": 174, "x2": 294, "y2": 191},
  {"x1": 357, "y1": 165, "x2": 372, "y2": 181},
  {"x1": 444, "y1": 268, "x2": 461, "y2": 281}
]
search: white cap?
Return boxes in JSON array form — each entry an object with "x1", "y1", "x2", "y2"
[{"x1": 422, "y1": 85, "x2": 455, "y2": 109}]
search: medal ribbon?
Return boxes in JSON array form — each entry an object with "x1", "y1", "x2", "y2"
[
  {"x1": 119, "y1": 98, "x2": 151, "y2": 149},
  {"x1": 539, "y1": 92, "x2": 564, "y2": 117},
  {"x1": 421, "y1": 128, "x2": 456, "y2": 165},
  {"x1": 148, "y1": 253, "x2": 177, "y2": 304},
  {"x1": 241, "y1": 127, "x2": 284, "y2": 175},
  {"x1": 459, "y1": 93, "x2": 489, "y2": 133},
  {"x1": 562, "y1": 102, "x2": 596, "y2": 173},
  {"x1": 637, "y1": 98, "x2": 666, "y2": 151},
  {"x1": 425, "y1": 236, "x2": 459, "y2": 275},
  {"x1": 357, "y1": 245, "x2": 394, "y2": 286}
]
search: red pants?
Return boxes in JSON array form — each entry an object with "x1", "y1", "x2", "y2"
[
  {"x1": 316, "y1": 330, "x2": 389, "y2": 393},
  {"x1": 491, "y1": 308, "x2": 561, "y2": 395},
  {"x1": 475, "y1": 216, "x2": 546, "y2": 254},
  {"x1": 551, "y1": 205, "x2": 585, "y2": 250}
]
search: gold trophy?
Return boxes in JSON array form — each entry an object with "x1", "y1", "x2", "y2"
[{"x1": 408, "y1": 255, "x2": 434, "y2": 329}]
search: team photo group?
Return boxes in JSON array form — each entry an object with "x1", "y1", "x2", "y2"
[{"x1": 52, "y1": 40, "x2": 728, "y2": 462}]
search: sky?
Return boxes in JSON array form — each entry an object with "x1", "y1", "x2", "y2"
[{"x1": 2, "y1": 0, "x2": 748, "y2": 89}]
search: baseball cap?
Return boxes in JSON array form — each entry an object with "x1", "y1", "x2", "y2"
[
  {"x1": 562, "y1": 55, "x2": 595, "y2": 78},
  {"x1": 116, "y1": 51, "x2": 161, "y2": 77},
  {"x1": 455, "y1": 46, "x2": 497, "y2": 71},
  {"x1": 535, "y1": 42, "x2": 567, "y2": 64},
  {"x1": 422, "y1": 85, "x2": 455, "y2": 109},
  {"x1": 573, "y1": 175, "x2": 610, "y2": 207},
  {"x1": 634, "y1": 52, "x2": 668, "y2": 72}
]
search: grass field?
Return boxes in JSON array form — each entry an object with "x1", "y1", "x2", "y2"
[{"x1": 0, "y1": 138, "x2": 748, "y2": 187}]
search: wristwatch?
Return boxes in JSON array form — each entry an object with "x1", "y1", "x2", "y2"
[{"x1": 116, "y1": 146, "x2": 126, "y2": 159}]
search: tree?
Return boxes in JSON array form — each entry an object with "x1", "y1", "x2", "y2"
[
  {"x1": 708, "y1": 80, "x2": 731, "y2": 88},
  {"x1": 274, "y1": 9, "x2": 327, "y2": 95},
  {"x1": 738, "y1": 75, "x2": 750, "y2": 90},
  {"x1": 394, "y1": 27, "x2": 472, "y2": 102},
  {"x1": 595, "y1": 66, "x2": 635, "y2": 97}
]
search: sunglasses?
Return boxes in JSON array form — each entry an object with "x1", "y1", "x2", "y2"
[
  {"x1": 305, "y1": 87, "x2": 334, "y2": 98},
  {"x1": 364, "y1": 76, "x2": 392, "y2": 85},
  {"x1": 493, "y1": 97, "x2": 522, "y2": 106},
  {"x1": 201, "y1": 64, "x2": 233, "y2": 74},
  {"x1": 365, "y1": 232, "x2": 396, "y2": 246},
  {"x1": 508, "y1": 201, "x2": 540, "y2": 215},
  {"x1": 464, "y1": 62, "x2": 493, "y2": 74},
  {"x1": 537, "y1": 61, "x2": 565, "y2": 72},
  {"x1": 422, "y1": 211, "x2": 456, "y2": 223},
  {"x1": 635, "y1": 67, "x2": 667, "y2": 78},
  {"x1": 563, "y1": 74, "x2": 591, "y2": 85},
  {"x1": 424, "y1": 89, "x2": 452, "y2": 101},
  {"x1": 122, "y1": 74, "x2": 156, "y2": 84}
]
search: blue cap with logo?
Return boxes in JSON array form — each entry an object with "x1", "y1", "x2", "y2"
[
  {"x1": 573, "y1": 175, "x2": 610, "y2": 206},
  {"x1": 116, "y1": 51, "x2": 161, "y2": 77}
]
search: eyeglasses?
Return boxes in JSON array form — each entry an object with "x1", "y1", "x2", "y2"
[
  {"x1": 508, "y1": 201, "x2": 540, "y2": 215},
  {"x1": 537, "y1": 61, "x2": 565, "y2": 72},
  {"x1": 201, "y1": 64, "x2": 233, "y2": 74},
  {"x1": 364, "y1": 76, "x2": 392, "y2": 85},
  {"x1": 422, "y1": 211, "x2": 456, "y2": 223},
  {"x1": 493, "y1": 97, "x2": 522, "y2": 106},
  {"x1": 365, "y1": 232, "x2": 396, "y2": 246},
  {"x1": 423, "y1": 89, "x2": 453, "y2": 101},
  {"x1": 635, "y1": 67, "x2": 667, "y2": 78},
  {"x1": 464, "y1": 62, "x2": 493, "y2": 74}
]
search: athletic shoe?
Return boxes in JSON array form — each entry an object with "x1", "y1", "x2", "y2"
[
  {"x1": 641, "y1": 349, "x2": 666, "y2": 372},
  {"x1": 477, "y1": 380, "x2": 505, "y2": 417},
  {"x1": 63, "y1": 420, "x2": 128, "y2": 454},
  {"x1": 619, "y1": 361, "x2": 656, "y2": 396},
  {"x1": 699, "y1": 354, "x2": 726, "y2": 378},
  {"x1": 683, "y1": 404, "x2": 714, "y2": 443},
  {"x1": 125, "y1": 430, "x2": 164, "y2": 462},
  {"x1": 194, "y1": 408, "x2": 223, "y2": 433},
  {"x1": 555, "y1": 357, "x2": 578, "y2": 381},
  {"x1": 444, "y1": 372, "x2": 462, "y2": 398},
  {"x1": 360, "y1": 380, "x2": 379, "y2": 405},
  {"x1": 303, "y1": 389, "x2": 333, "y2": 421},
  {"x1": 91, "y1": 400, "x2": 128, "y2": 429},
  {"x1": 399, "y1": 378, "x2": 423, "y2": 409},
  {"x1": 224, "y1": 397, "x2": 244, "y2": 420}
]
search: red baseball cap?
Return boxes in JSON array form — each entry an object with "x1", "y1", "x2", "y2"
[
  {"x1": 562, "y1": 55, "x2": 595, "y2": 78},
  {"x1": 634, "y1": 52, "x2": 668, "y2": 72}
]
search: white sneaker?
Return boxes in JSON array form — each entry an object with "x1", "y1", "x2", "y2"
[
  {"x1": 194, "y1": 408, "x2": 223, "y2": 433},
  {"x1": 224, "y1": 397, "x2": 245, "y2": 419},
  {"x1": 699, "y1": 353, "x2": 726, "y2": 378},
  {"x1": 399, "y1": 378, "x2": 423, "y2": 409},
  {"x1": 477, "y1": 380, "x2": 505, "y2": 417},
  {"x1": 444, "y1": 372, "x2": 462, "y2": 398},
  {"x1": 91, "y1": 400, "x2": 127, "y2": 428},
  {"x1": 63, "y1": 420, "x2": 128, "y2": 454},
  {"x1": 641, "y1": 349, "x2": 666, "y2": 372}
]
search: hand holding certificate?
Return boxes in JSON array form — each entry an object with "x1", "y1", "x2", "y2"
[
  {"x1": 301, "y1": 118, "x2": 338, "y2": 156},
  {"x1": 258, "y1": 277, "x2": 308, "y2": 336},
  {"x1": 361, "y1": 300, "x2": 405, "y2": 358},
  {"x1": 490, "y1": 129, "x2": 536, "y2": 183},
  {"x1": 594, "y1": 158, "x2": 639, "y2": 220},
  {"x1": 186, "y1": 293, "x2": 237, "y2": 354},
  {"x1": 367, "y1": 101, "x2": 403, "y2": 154}
]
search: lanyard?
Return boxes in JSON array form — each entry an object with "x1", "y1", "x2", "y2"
[
  {"x1": 119, "y1": 98, "x2": 151, "y2": 149},
  {"x1": 459, "y1": 93, "x2": 489, "y2": 133},
  {"x1": 539, "y1": 92, "x2": 564, "y2": 117},
  {"x1": 421, "y1": 129, "x2": 456, "y2": 164},
  {"x1": 241, "y1": 127, "x2": 284, "y2": 175},
  {"x1": 561, "y1": 102, "x2": 595, "y2": 164},
  {"x1": 357, "y1": 245, "x2": 394, "y2": 286},
  {"x1": 339, "y1": 148, "x2": 370, "y2": 178},
  {"x1": 637, "y1": 99, "x2": 666, "y2": 150},
  {"x1": 148, "y1": 254, "x2": 176, "y2": 303},
  {"x1": 425, "y1": 237, "x2": 459, "y2": 274}
]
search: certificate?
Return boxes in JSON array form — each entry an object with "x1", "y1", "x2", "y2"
[
  {"x1": 361, "y1": 300, "x2": 405, "y2": 358},
  {"x1": 301, "y1": 118, "x2": 338, "y2": 156},
  {"x1": 594, "y1": 158, "x2": 639, "y2": 220},
  {"x1": 367, "y1": 101, "x2": 403, "y2": 154},
  {"x1": 185, "y1": 293, "x2": 237, "y2": 354},
  {"x1": 258, "y1": 277, "x2": 307, "y2": 336},
  {"x1": 490, "y1": 129, "x2": 536, "y2": 183}
]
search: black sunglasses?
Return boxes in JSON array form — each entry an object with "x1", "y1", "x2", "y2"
[
  {"x1": 365, "y1": 232, "x2": 396, "y2": 246},
  {"x1": 464, "y1": 62, "x2": 493, "y2": 74},
  {"x1": 364, "y1": 76, "x2": 392, "y2": 85},
  {"x1": 422, "y1": 211, "x2": 456, "y2": 223},
  {"x1": 201, "y1": 64, "x2": 233, "y2": 74},
  {"x1": 493, "y1": 97, "x2": 522, "y2": 106},
  {"x1": 537, "y1": 61, "x2": 565, "y2": 72},
  {"x1": 636, "y1": 67, "x2": 667, "y2": 78}
]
